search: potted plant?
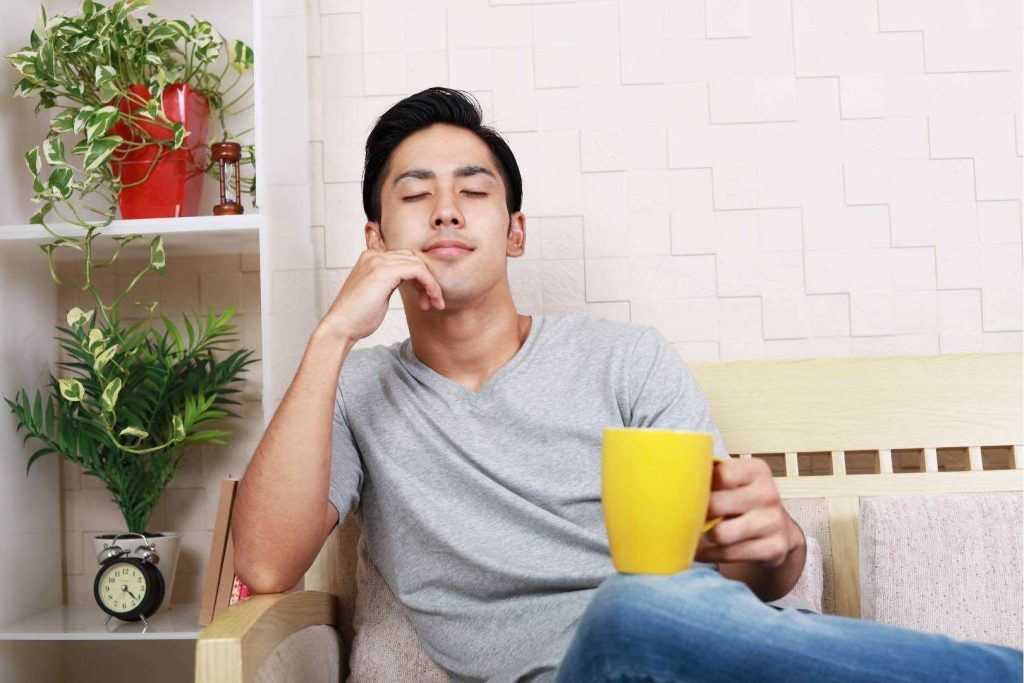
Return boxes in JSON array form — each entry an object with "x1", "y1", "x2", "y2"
[
  {"x1": 3, "y1": 232, "x2": 259, "y2": 608},
  {"x1": 5, "y1": 0, "x2": 256, "y2": 221}
]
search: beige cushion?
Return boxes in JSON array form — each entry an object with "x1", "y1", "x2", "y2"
[
  {"x1": 769, "y1": 534, "x2": 824, "y2": 613},
  {"x1": 349, "y1": 535, "x2": 447, "y2": 682},
  {"x1": 254, "y1": 624, "x2": 341, "y2": 683},
  {"x1": 782, "y1": 497, "x2": 835, "y2": 614},
  {"x1": 860, "y1": 492, "x2": 1023, "y2": 649}
]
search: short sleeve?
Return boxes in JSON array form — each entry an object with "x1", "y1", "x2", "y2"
[
  {"x1": 627, "y1": 327, "x2": 731, "y2": 461},
  {"x1": 329, "y1": 383, "x2": 364, "y2": 525}
]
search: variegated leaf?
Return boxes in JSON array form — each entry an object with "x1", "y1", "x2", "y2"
[
  {"x1": 100, "y1": 377, "x2": 122, "y2": 413},
  {"x1": 58, "y1": 378, "x2": 84, "y2": 402}
]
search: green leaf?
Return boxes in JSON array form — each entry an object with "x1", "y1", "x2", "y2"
[
  {"x1": 93, "y1": 63, "x2": 118, "y2": 103},
  {"x1": 87, "y1": 327, "x2": 105, "y2": 353},
  {"x1": 33, "y1": 390, "x2": 43, "y2": 429},
  {"x1": 167, "y1": 19, "x2": 190, "y2": 40},
  {"x1": 150, "y1": 235, "x2": 165, "y2": 271},
  {"x1": 47, "y1": 167, "x2": 73, "y2": 199},
  {"x1": 146, "y1": 22, "x2": 177, "y2": 44},
  {"x1": 50, "y1": 108, "x2": 77, "y2": 134},
  {"x1": 230, "y1": 40, "x2": 254, "y2": 73},
  {"x1": 14, "y1": 78, "x2": 36, "y2": 98},
  {"x1": 171, "y1": 122, "x2": 186, "y2": 149},
  {"x1": 98, "y1": 80, "x2": 119, "y2": 104},
  {"x1": 93, "y1": 344, "x2": 119, "y2": 373},
  {"x1": 42, "y1": 136, "x2": 65, "y2": 166},
  {"x1": 63, "y1": 34, "x2": 94, "y2": 54},
  {"x1": 82, "y1": 135, "x2": 123, "y2": 172},
  {"x1": 161, "y1": 315, "x2": 183, "y2": 356},
  {"x1": 119, "y1": 426, "x2": 149, "y2": 440},
  {"x1": 172, "y1": 414, "x2": 185, "y2": 442},
  {"x1": 53, "y1": 237, "x2": 83, "y2": 251},
  {"x1": 144, "y1": 99, "x2": 159, "y2": 120},
  {"x1": 5, "y1": 49, "x2": 38, "y2": 77},
  {"x1": 100, "y1": 377, "x2": 122, "y2": 413},
  {"x1": 58, "y1": 378, "x2": 84, "y2": 402},
  {"x1": 27, "y1": 447, "x2": 56, "y2": 473},
  {"x1": 86, "y1": 105, "x2": 118, "y2": 143},
  {"x1": 25, "y1": 147, "x2": 40, "y2": 177},
  {"x1": 37, "y1": 40, "x2": 55, "y2": 81},
  {"x1": 66, "y1": 307, "x2": 94, "y2": 328},
  {"x1": 94, "y1": 64, "x2": 116, "y2": 87},
  {"x1": 29, "y1": 203, "x2": 52, "y2": 225},
  {"x1": 116, "y1": 0, "x2": 152, "y2": 22},
  {"x1": 73, "y1": 105, "x2": 96, "y2": 134}
]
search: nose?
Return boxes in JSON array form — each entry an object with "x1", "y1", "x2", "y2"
[{"x1": 430, "y1": 187, "x2": 463, "y2": 228}]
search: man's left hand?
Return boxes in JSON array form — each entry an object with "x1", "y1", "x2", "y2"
[{"x1": 694, "y1": 457, "x2": 804, "y2": 569}]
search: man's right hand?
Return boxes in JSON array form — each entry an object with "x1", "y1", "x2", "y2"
[{"x1": 320, "y1": 248, "x2": 446, "y2": 343}]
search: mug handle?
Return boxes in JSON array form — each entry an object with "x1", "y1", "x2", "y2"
[{"x1": 701, "y1": 516, "x2": 722, "y2": 533}]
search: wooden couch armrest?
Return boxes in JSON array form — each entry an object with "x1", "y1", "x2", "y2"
[{"x1": 195, "y1": 590, "x2": 340, "y2": 683}]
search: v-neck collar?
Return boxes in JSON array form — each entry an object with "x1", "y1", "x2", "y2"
[{"x1": 399, "y1": 315, "x2": 545, "y2": 405}]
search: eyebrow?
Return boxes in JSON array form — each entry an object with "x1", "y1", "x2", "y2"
[{"x1": 391, "y1": 166, "x2": 497, "y2": 186}]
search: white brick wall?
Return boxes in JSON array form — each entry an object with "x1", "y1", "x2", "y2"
[{"x1": 311, "y1": 0, "x2": 1021, "y2": 360}]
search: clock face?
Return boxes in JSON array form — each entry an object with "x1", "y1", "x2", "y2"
[{"x1": 98, "y1": 562, "x2": 148, "y2": 613}]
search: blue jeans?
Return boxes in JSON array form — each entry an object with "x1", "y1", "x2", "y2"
[{"x1": 552, "y1": 567, "x2": 1023, "y2": 682}]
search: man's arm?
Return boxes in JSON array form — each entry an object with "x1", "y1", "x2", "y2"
[
  {"x1": 231, "y1": 245, "x2": 447, "y2": 594},
  {"x1": 231, "y1": 326, "x2": 354, "y2": 593}
]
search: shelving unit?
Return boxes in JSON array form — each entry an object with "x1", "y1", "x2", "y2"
[{"x1": 0, "y1": 0, "x2": 313, "y2": 679}]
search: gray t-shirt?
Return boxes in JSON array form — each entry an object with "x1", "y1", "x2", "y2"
[{"x1": 329, "y1": 312, "x2": 731, "y2": 682}]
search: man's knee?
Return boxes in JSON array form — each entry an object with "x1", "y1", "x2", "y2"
[
  {"x1": 564, "y1": 568, "x2": 747, "y2": 677},
  {"x1": 580, "y1": 568, "x2": 732, "y2": 642}
]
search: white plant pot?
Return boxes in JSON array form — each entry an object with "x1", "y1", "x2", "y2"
[{"x1": 92, "y1": 531, "x2": 181, "y2": 612}]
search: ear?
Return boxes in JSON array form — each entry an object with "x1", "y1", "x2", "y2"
[
  {"x1": 365, "y1": 222, "x2": 386, "y2": 252},
  {"x1": 506, "y1": 212, "x2": 526, "y2": 258}
]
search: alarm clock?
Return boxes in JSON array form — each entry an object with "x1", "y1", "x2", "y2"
[{"x1": 93, "y1": 532, "x2": 165, "y2": 623}]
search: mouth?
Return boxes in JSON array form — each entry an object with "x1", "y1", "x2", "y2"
[{"x1": 425, "y1": 246, "x2": 473, "y2": 258}]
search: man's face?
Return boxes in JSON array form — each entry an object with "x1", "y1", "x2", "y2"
[{"x1": 367, "y1": 123, "x2": 526, "y2": 308}]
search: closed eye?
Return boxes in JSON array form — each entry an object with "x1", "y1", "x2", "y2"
[{"x1": 402, "y1": 191, "x2": 488, "y2": 201}]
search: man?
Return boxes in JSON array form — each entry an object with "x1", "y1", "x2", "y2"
[{"x1": 232, "y1": 87, "x2": 1022, "y2": 682}]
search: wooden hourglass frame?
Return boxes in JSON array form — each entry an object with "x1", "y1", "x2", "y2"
[{"x1": 212, "y1": 141, "x2": 244, "y2": 215}]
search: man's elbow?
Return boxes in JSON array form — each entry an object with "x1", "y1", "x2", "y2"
[{"x1": 233, "y1": 549, "x2": 302, "y2": 594}]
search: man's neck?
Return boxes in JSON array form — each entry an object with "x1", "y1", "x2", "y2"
[{"x1": 406, "y1": 299, "x2": 532, "y2": 393}]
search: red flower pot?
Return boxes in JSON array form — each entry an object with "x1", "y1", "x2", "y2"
[{"x1": 110, "y1": 83, "x2": 210, "y2": 219}]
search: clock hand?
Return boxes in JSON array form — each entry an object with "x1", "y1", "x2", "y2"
[{"x1": 126, "y1": 589, "x2": 139, "y2": 601}]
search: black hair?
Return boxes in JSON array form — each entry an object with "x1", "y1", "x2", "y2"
[{"x1": 361, "y1": 87, "x2": 523, "y2": 227}]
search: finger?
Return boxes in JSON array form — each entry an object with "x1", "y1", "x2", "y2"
[
  {"x1": 386, "y1": 260, "x2": 445, "y2": 308},
  {"x1": 703, "y1": 507, "x2": 782, "y2": 547},
  {"x1": 694, "y1": 534, "x2": 789, "y2": 566},
  {"x1": 706, "y1": 485, "x2": 757, "y2": 519},
  {"x1": 712, "y1": 458, "x2": 770, "y2": 491}
]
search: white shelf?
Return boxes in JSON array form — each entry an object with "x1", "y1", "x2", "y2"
[
  {"x1": 0, "y1": 213, "x2": 262, "y2": 241},
  {"x1": 0, "y1": 213, "x2": 262, "y2": 260},
  {"x1": 0, "y1": 603, "x2": 202, "y2": 641}
]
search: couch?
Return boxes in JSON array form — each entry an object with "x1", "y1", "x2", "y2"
[{"x1": 196, "y1": 352, "x2": 1024, "y2": 682}]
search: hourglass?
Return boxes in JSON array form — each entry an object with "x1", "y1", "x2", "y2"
[{"x1": 212, "y1": 141, "x2": 244, "y2": 215}]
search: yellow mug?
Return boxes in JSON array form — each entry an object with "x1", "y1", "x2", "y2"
[{"x1": 602, "y1": 428, "x2": 722, "y2": 574}]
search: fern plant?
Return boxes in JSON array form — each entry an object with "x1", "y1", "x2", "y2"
[{"x1": 3, "y1": 233, "x2": 258, "y2": 534}]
